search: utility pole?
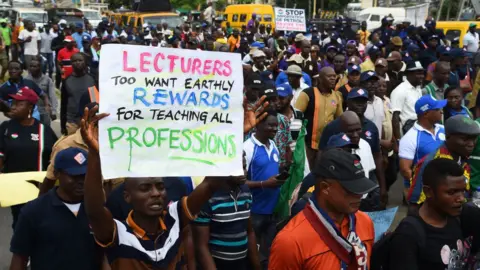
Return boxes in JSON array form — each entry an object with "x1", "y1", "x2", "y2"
[
  {"x1": 457, "y1": 0, "x2": 466, "y2": 20},
  {"x1": 437, "y1": 0, "x2": 445, "y2": 20}
]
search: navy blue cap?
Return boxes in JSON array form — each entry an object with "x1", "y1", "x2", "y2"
[
  {"x1": 75, "y1": 22, "x2": 83, "y2": 28},
  {"x1": 276, "y1": 83, "x2": 293, "y2": 97},
  {"x1": 415, "y1": 95, "x2": 447, "y2": 114},
  {"x1": 348, "y1": 64, "x2": 361, "y2": 74},
  {"x1": 436, "y1": 45, "x2": 452, "y2": 55},
  {"x1": 54, "y1": 147, "x2": 88, "y2": 175},
  {"x1": 327, "y1": 45, "x2": 339, "y2": 52},
  {"x1": 347, "y1": 87, "x2": 369, "y2": 100},
  {"x1": 82, "y1": 35, "x2": 91, "y2": 42},
  {"x1": 368, "y1": 45, "x2": 380, "y2": 55},
  {"x1": 331, "y1": 32, "x2": 339, "y2": 39},
  {"x1": 425, "y1": 19, "x2": 436, "y2": 27},
  {"x1": 451, "y1": 48, "x2": 466, "y2": 58},
  {"x1": 360, "y1": 70, "x2": 379, "y2": 82},
  {"x1": 260, "y1": 70, "x2": 274, "y2": 83},
  {"x1": 406, "y1": 61, "x2": 424, "y2": 71},
  {"x1": 327, "y1": 133, "x2": 355, "y2": 148},
  {"x1": 428, "y1": 34, "x2": 439, "y2": 40},
  {"x1": 407, "y1": 43, "x2": 420, "y2": 52}
]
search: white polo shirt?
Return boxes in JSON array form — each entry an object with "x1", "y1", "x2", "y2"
[
  {"x1": 390, "y1": 79, "x2": 423, "y2": 125},
  {"x1": 365, "y1": 95, "x2": 385, "y2": 139},
  {"x1": 463, "y1": 31, "x2": 479, "y2": 53},
  {"x1": 353, "y1": 139, "x2": 376, "y2": 177}
]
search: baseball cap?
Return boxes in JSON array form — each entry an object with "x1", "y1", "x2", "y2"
[
  {"x1": 445, "y1": 115, "x2": 480, "y2": 135},
  {"x1": 326, "y1": 45, "x2": 339, "y2": 52},
  {"x1": 347, "y1": 87, "x2": 368, "y2": 100},
  {"x1": 54, "y1": 147, "x2": 88, "y2": 176},
  {"x1": 375, "y1": 58, "x2": 387, "y2": 67},
  {"x1": 391, "y1": 36, "x2": 403, "y2": 46},
  {"x1": 451, "y1": 48, "x2": 466, "y2": 58},
  {"x1": 252, "y1": 50, "x2": 266, "y2": 58},
  {"x1": 260, "y1": 70, "x2": 274, "y2": 83},
  {"x1": 407, "y1": 43, "x2": 420, "y2": 52},
  {"x1": 262, "y1": 82, "x2": 277, "y2": 98},
  {"x1": 75, "y1": 22, "x2": 83, "y2": 28},
  {"x1": 406, "y1": 61, "x2": 424, "y2": 71},
  {"x1": 250, "y1": 41, "x2": 265, "y2": 49},
  {"x1": 82, "y1": 35, "x2": 91, "y2": 42},
  {"x1": 246, "y1": 73, "x2": 263, "y2": 89},
  {"x1": 312, "y1": 149, "x2": 378, "y2": 195},
  {"x1": 360, "y1": 70, "x2": 379, "y2": 82},
  {"x1": 347, "y1": 56, "x2": 362, "y2": 65},
  {"x1": 437, "y1": 45, "x2": 452, "y2": 55},
  {"x1": 9, "y1": 87, "x2": 39, "y2": 104},
  {"x1": 414, "y1": 95, "x2": 447, "y2": 115},
  {"x1": 428, "y1": 34, "x2": 439, "y2": 40},
  {"x1": 64, "y1": 36, "x2": 74, "y2": 42},
  {"x1": 276, "y1": 83, "x2": 293, "y2": 97},
  {"x1": 470, "y1": 23, "x2": 477, "y2": 28},
  {"x1": 287, "y1": 54, "x2": 303, "y2": 64},
  {"x1": 59, "y1": 19, "x2": 67, "y2": 25},
  {"x1": 285, "y1": 65, "x2": 303, "y2": 76},
  {"x1": 368, "y1": 45, "x2": 380, "y2": 56},
  {"x1": 327, "y1": 133, "x2": 356, "y2": 148},
  {"x1": 426, "y1": 19, "x2": 436, "y2": 27},
  {"x1": 295, "y1": 33, "x2": 305, "y2": 42},
  {"x1": 386, "y1": 51, "x2": 402, "y2": 61},
  {"x1": 347, "y1": 64, "x2": 361, "y2": 75}
]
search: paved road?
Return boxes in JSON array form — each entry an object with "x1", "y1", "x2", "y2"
[{"x1": 0, "y1": 116, "x2": 408, "y2": 269}]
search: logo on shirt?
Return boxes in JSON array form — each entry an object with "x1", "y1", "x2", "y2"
[
  {"x1": 30, "y1": 133, "x2": 39, "y2": 141},
  {"x1": 273, "y1": 153, "x2": 279, "y2": 162},
  {"x1": 309, "y1": 65, "x2": 313, "y2": 71},
  {"x1": 438, "y1": 133, "x2": 446, "y2": 141},
  {"x1": 365, "y1": 130, "x2": 372, "y2": 139},
  {"x1": 330, "y1": 100, "x2": 337, "y2": 106},
  {"x1": 11, "y1": 133, "x2": 18, "y2": 139}
]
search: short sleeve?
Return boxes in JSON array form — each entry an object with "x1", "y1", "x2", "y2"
[
  {"x1": 36, "y1": 32, "x2": 41, "y2": 40},
  {"x1": 0, "y1": 121, "x2": 7, "y2": 158},
  {"x1": 10, "y1": 206, "x2": 34, "y2": 256},
  {"x1": 390, "y1": 86, "x2": 405, "y2": 112},
  {"x1": 243, "y1": 139, "x2": 255, "y2": 173},
  {"x1": 294, "y1": 91, "x2": 310, "y2": 112},
  {"x1": 193, "y1": 202, "x2": 212, "y2": 226},
  {"x1": 370, "y1": 124, "x2": 380, "y2": 153},
  {"x1": 399, "y1": 130, "x2": 417, "y2": 160},
  {"x1": 18, "y1": 30, "x2": 24, "y2": 40},
  {"x1": 388, "y1": 220, "x2": 421, "y2": 270}
]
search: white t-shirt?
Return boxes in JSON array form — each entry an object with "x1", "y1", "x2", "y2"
[
  {"x1": 291, "y1": 82, "x2": 309, "y2": 108},
  {"x1": 19, "y1": 29, "x2": 41, "y2": 56},
  {"x1": 463, "y1": 31, "x2": 479, "y2": 53},
  {"x1": 63, "y1": 202, "x2": 81, "y2": 216},
  {"x1": 390, "y1": 80, "x2": 423, "y2": 125},
  {"x1": 365, "y1": 95, "x2": 385, "y2": 139},
  {"x1": 354, "y1": 139, "x2": 376, "y2": 177}
]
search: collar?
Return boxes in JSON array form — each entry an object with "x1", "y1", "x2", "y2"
[
  {"x1": 402, "y1": 79, "x2": 418, "y2": 90},
  {"x1": 73, "y1": 128, "x2": 88, "y2": 147},
  {"x1": 413, "y1": 122, "x2": 442, "y2": 136},
  {"x1": 252, "y1": 65, "x2": 266, "y2": 72},
  {"x1": 48, "y1": 188, "x2": 65, "y2": 207},
  {"x1": 126, "y1": 210, "x2": 167, "y2": 240},
  {"x1": 300, "y1": 54, "x2": 311, "y2": 62},
  {"x1": 251, "y1": 133, "x2": 273, "y2": 150},
  {"x1": 430, "y1": 81, "x2": 448, "y2": 91},
  {"x1": 7, "y1": 76, "x2": 23, "y2": 86}
]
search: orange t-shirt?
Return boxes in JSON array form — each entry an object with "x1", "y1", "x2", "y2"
[{"x1": 269, "y1": 210, "x2": 374, "y2": 270}]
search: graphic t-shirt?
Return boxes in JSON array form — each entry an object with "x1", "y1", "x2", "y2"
[{"x1": 389, "y1": 204, "x2": 480, "y2": 270}]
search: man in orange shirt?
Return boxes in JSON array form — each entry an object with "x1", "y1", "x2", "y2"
[
  {"x1": 228, "y1": 28, "x2": 240, "y2": 52},
  {"x1": 269, "y1": 149, "x2": 376, "y2": 270}
]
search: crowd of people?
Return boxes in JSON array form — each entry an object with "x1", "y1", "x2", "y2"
[{"x1": 2, "y1": 8, "x2": 480, "y2": 270}]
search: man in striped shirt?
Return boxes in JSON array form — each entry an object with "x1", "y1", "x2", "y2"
[{"x1": 193, "y1": 179, "x2": 261, "y2": 270}]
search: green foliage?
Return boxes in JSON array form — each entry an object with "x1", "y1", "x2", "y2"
[{"x1": 438, "y1": 0, "x2": 460, "y2": 20}]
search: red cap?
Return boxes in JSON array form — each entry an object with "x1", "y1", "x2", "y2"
[
  {"x1": 64, "y1": 36, "x2": 74, "y2": 42},
  {"x1": 9, "y1": 87, "x2": 39, "y2": 104}
]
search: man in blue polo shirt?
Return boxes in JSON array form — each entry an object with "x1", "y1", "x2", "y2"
[
  {"x1": 319, "y1": 83, "x2": 387, "y2": 208},
  {"x1": 399, "y1": 95, "x2": 446, "y2": 195},
  {"x1": 10, "y1": 147, "x2": 103, "y2": 270},
  {"x1": 193, "y1": 174, "x2": 261, "y2": 270},
  {"x1": 243, "y1": 109, "x2": 284, "y2": 267}
]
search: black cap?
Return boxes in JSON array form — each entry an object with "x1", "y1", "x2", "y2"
[
  {"x1": 312, "y1": 149, "x2": 378, "y2": 195},
  {"x1": 246, "y1": 73, "x2": 264, "y2": 89},
  {"x1": 262, "y1": 82, "x2": 277, "y2": 98}
]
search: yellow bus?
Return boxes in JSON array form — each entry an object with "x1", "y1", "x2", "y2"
[
  {"x1": 126, "y1": 12, "x2": 183, "y2": 28},
  {"x1": 222, "y1": 4, "x2": 274, "y2": 29},
  {"x1": 436, "y1": 21, "x2": 480, "y2": 47}
]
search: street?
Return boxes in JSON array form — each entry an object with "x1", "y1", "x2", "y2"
[{"x1": 0, "y1": 116, "x2": 407, "y2": 269}]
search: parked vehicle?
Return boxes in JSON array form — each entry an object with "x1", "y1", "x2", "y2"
[
  {"x1": 222, "y1": 4, "x2": 275, "y2": 29},
  {"x1": 356, "y1": 7, "x2": 405, "y2": 30},
  {"x1": 11, "y1": 8, "x2": 47, "y2": 29},
  {"x1": 80, "y1": 8, "x2": 102, "y2": 28},
  {"x1": 46, "y1": 8, "x2": 84, "y2": 28}
]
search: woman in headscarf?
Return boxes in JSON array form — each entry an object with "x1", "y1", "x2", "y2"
[{"x1": 0, "y1": 86, "x2": 57, "y2": 229}]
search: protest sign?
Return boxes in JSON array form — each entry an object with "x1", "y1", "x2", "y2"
[
  {"x1": 274, "y1": 7, "x2": 306, "y2": 32},
  {"x1": 98, "y1": 44, "x2": 244, "y2": 179},
  {"x1": 366, "y1": 207, "x2": 399, "y2": 242}
]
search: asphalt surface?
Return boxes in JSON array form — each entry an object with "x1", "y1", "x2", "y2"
[{"x1": 0, "y1": 116, "x2": 408, "y2": 269}]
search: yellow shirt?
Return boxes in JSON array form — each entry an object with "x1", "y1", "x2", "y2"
[
  {"x1": 227, "y1": 36, "x2": 239, "y2": 52},
  {"x1": 360, "y1": 58, "x2": 375, "y2": 72},
  {"x1": 357, "y1": 29, "x2": 370, "y2": 45}
]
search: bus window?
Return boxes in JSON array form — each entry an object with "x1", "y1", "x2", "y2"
[
  {"x1": 263, "y1": 14, "x2": 272, "y2": 22},
  {"x1": 240, "y1": 14, "x2": 247, "y2": 22},
  {"x1": 224, "y1": 14, "x2": 228, "y2": 21},
  {"x1": 129, "y1": 17, "x2": 135, "y2": 26},
  {"x1": 445, "y1": 29, "x2": 461, "y2": 41},
  {"x1": 121, "y1": 15, "x2": 129, "y2": 26},
  {"x1": 137, "y1": 18, "x2": 142, "y2": 27},
  {"x1": 232, "y1": 14, "x2": 239, "y2": 22},
  {"x1": 370, "y1": 14, "x2": 380, "y2": 21}
]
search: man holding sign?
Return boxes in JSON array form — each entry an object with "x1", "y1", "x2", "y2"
[{"x1": 81, "y1": 106, "x2": 251, "y2": 269}]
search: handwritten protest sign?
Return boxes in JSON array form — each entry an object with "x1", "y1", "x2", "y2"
[
  {"x1": 366, "y1": 207, "x2": 399, "y2": 242},
  {"x1": 98, "y1": 45, "x2": 244, "y2": 179},
  {"x1": 274, "y1": 7, "x2": 306, "y2": 32}
]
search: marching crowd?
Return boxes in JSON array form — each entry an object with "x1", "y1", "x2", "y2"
[{"x1": 3, "y1": 8, "x2": 480, "y2": 270}]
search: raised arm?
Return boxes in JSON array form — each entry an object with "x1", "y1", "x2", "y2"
[{"x1": 81, "y1": 106, "x2": 115, "y2": 245}]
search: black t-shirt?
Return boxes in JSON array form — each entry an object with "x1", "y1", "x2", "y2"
[
  {"x1": 389, "y1": 204, "x2": 480, "y2": 270},
  {"x1": 0, "y1": 120, "x2": 57, "y2": 173}
]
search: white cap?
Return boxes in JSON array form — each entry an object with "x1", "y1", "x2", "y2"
[
  {"x1": 252, "y1": 50, "x2": 266, "y2": 58},
  {"x1": 142, "y1": 23, "x2": 149, "y2": 28},
  {"x1": 120, "y1": 31, "x2": 128, "y2": 38},
  {"x1": 59, "y1": 19, "x2": 67, "y2": 25}
]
